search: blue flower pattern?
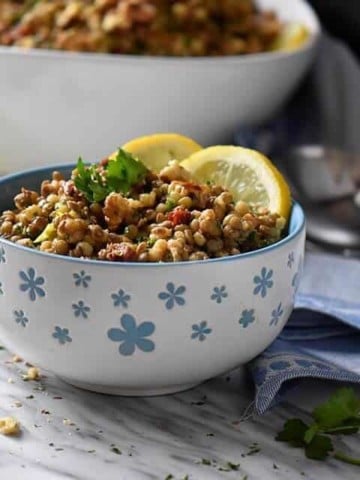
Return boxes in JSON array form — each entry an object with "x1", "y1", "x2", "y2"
[
  {"x1": 0, "y1": 246, "x2": 5, "y2": 263},
  {"x1": 252, "y1": 366, "x2": 267, "y2": 386},
  {"x1": 14, "y1": 310, "x2": 28, "y2": 327},
  {"x1": 111, "y1": 289, "x2": 131, "y2": 308},
  {"x1": 6, "y1": 256, "x2": 294, "y2": 354},
  {"x1": 72, "y1": 300, "x2": 91, "y2": 318},
  {"x1": 292, "y1": 257, "x2": 303, "y2": 294},
  {"x1": 292, "y1": 272, "x2": 300, "y2": 291},
  {"x1": 250, "y1": 355, "x2": 337, "y2": 395},
  {"x1": 270, "y1": 303, "x2": 284, "y2": 326},
  {"x1": 191, "y1": 321, "x2": 212, "y2": 341},
  {"x1": 211, "y1": 285, "x2": 228, "y2": 304},
  {"x1": 239, "y1": 309, "x2": 255, "y2": 328},
  {"x1": 253, "y1": 267, "x2": 273, "y2": 298},
  {"x1": 19, "y1": 268, "x2": 46, "y2": 301},
  {"x1": 295, "y1": 359, "x2": 313, "y2": 368},
  {"x1": 53, "y1": 326, "x2": 72, "y2": 345},
  {"x1": 270, "y1": 360, "x2": 291, "y2": 370},
  {"x1": 158, "y1": 282, "x2": 186, "y2": 310},
  {"x1": 108, "y1": 314, "x2": 155, "y2": 356},
  {"x1": 287, "y1": 252, "x2": 295, "y2": 268},
  {"x1": 73, "y1": 271, "x2": 91, "y2": 288}
]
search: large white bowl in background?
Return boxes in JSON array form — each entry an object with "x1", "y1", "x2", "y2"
[
  {"x1": 0, "y1": 0, "x2": 320, "y2": 174},
  {"x1": 0, "y1": 165, "x2": 305, "y2": 395}
]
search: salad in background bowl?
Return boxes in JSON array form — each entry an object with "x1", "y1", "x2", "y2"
[{"x1": 0, "y1": 0, "x2": 320, "y2": 173}]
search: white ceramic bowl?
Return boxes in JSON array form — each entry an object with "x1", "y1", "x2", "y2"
[
  {"x1": 0, "y1": 165, "x2": 306, "y2": 395},
  {"x1": 0, "y1": 0, "x2": 320, "y2": 174}
]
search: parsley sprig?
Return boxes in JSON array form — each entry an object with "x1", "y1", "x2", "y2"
[
  {"x1": 74, "y1": 149, "x2": 148, "y2": 202},
  {"x1": 276, "y1": 387, "x2": 360, "y2": 465}
]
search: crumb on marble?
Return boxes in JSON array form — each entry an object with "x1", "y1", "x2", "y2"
[
  {"x1": 12, "y1": 355, "x2": 23, "y2": 363},
  {"x1": 23, "y1": 367, "x2": 40, "y2": 381},
  {"x1": 0, "y1": 416, "x2": 20, "y2": 436},
  {"x1": 62, "y1": 418, "x2": 75, "y2": 426},
  {"x1": 33, "y1": 384, "x2": 46, "y2": 392},
  {"x1": 7, "y1": 377, "x2": 14, "y2": 383}
]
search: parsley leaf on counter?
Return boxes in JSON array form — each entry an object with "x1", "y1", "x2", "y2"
[
  {"x1": 312, "y1": 387, "x2": 360, "y2": 431},
  {"x1": 74, "y1": 149, "x2": 148, "y2": 202},
  {"x1": 276, "y1": 387, "x2": 360, "y2": 466}
]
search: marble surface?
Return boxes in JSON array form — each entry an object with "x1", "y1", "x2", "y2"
[{"x1": 0, "y1": 346, "x2": 359, "y2": 480}]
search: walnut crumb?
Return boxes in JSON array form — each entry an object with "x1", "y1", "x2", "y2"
[
  {"x1": 0, "y1": 417, "x2": 20, "y2": 436},
  {"x1": 24, "y1": 367, "x2": 40, "y2": 381}
]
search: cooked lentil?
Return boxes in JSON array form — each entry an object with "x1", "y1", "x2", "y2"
[
  {"x1": 0, "y1": 157, "x2": 287, "y2": 262},
  {"x1": 0, "y1": 0, "x2": 283, "y2": 56}
]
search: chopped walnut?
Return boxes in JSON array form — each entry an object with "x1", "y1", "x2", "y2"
[
  {"x1": 0, "y1": 417, "x2": 20, "y2": 436},
  {"x1": 24, "y1": 367, "x2": 40, "y2": 381}
]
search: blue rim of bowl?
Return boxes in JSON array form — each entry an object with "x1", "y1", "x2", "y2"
[{"x1": 0, "y1": 163, "x2": 305, "y2": 268}]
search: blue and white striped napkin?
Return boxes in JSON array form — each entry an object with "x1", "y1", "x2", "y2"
[{"x1": 249, "y1": 252, "x2": 360, "y2": 414}]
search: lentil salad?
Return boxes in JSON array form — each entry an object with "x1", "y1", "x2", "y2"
[
  {"x1": 0, "y1": 0, "x2": 284, "y2": 56},
  {"x1": 0, "y1": 150, "x2": 287, "y2": 262}
]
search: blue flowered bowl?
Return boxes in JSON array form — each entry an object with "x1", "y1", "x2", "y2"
[{"x1": 0, "y1": 165, "x2": 305, "y2": 395}]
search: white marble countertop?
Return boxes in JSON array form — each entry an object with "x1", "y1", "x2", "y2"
[{"x1": 0, "y1": 346, "x2": 359, "y2": 480}]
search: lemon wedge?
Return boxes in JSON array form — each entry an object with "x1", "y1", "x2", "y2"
[
  {"x1": 115, "y1": 133, "x2": 202, "y2": 173},
  {"x1": 271, "y1": 22, "x2": 310, "y2": 52},
  {"x1": 181, "y1": 146, "x2": 291, "y2": 219}
]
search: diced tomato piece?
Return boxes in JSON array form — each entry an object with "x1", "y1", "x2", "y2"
[{"x1": 168, "y1": 207, "x2": 192, "y2": 226}]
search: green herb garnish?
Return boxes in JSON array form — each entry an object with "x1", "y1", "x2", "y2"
[
  {"x1": 74, "y1": 149, "x2": 148, "y2": 202},
  {"x1": 165, "y1": 198, "x2": 177, "y2": 211},
  {"x1": 276, "y1": 387, "x2": 360, "y2": 465},
  {"x1": 218, "y1": 461, "x2": 240, "y2": 471},
  {"x1": 147, "y1": 238, "x2": 156, "y2": 247}
]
